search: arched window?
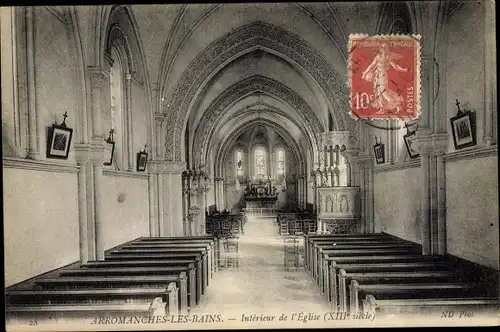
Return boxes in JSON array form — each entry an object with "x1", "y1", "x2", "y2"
[
  {"x1": 254, "y1": 146, "x2": 266, "y2": 176},
  {"x1": 235, "y1": 149, "x2": 244, "y2": 178},
  {"x1": 276, "y1": 148, "x2": 285, "y2": 176},
  {"x1": 109, "y1": 48, "x2": 124, "y2": 169}
]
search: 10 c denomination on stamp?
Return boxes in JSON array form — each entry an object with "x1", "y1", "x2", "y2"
[{"x1": 348, "y1": 34, "x2": 421, "y2": 121}]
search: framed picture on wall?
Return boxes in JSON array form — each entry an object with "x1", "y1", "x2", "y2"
[
  {"x1": 450, "y1": 110, "x2": 476, "y2": 150},
  {"x1": 46, "y1": 124, "x2": 73, "y2": 159},
  {"x1": 373, "y1": 142, "x2": 385, "y2": 164},
  {"x1": 136, "y1": 151, "x2": 148, "y2": 172},
  {"x1": 403, "y1": 130, "x2": 420, "y2": 159}
]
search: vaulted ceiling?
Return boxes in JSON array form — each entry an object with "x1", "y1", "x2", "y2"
[{"x1": 129, "y1": 3, "x2": 386, "y2": 169}]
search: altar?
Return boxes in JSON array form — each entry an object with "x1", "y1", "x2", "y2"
[{"x1": 242, "y1": 178, "x2": 279, "y2": 217}]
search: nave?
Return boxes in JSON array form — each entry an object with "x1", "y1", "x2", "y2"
[
  {"x1": 192, "y1": 217, "x2": 330, "y2": 319},
  {"x1": 2, "y1": 3, "x2": 498, "y2": 330}
]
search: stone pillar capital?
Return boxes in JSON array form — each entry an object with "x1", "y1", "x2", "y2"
[
  {"x1": 412, "y1": 135, "x2": 434, "y2": 156},
  {"x1": 74, "y1": 144, "x2": 92, "y2": 163},
  {"x1": 87, "y1": 67, "x2": 108, "y2": 89},
  {"x1": 90, "y1": 144, "x2": 106, "y2": 164},
  {"x1": 356, "y1": 154, "x2": 374, "y2": 169},
  {"x1": 148, "y1": 160, "x2": 186, "y2": 174},
  {"x1": 154, "y1": 112, "x2": 166, "y2": 123},
  {"x1": 431, "y1": 133, "x2": 449, "y2": 156}
]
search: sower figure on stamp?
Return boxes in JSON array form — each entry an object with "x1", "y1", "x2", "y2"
[{"x1": 361, "y1": 44, "x2": 408, "y2": 114}]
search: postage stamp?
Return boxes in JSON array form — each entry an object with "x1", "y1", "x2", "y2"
[{"x1": 348, "y1": 34, "x2": 421, "y2": 121}]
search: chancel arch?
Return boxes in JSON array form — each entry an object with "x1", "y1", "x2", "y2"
[
  {"x1": 161, "y1": 21, "x2": 356, "y2": 162},
  {"x1": 213, "y1": 117, "x2": 309, "y2": 180},
  {"x1": 192, "y1": 75, "x2": 323, "y2": 168}
]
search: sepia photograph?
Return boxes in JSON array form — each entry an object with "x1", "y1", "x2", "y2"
[{"x1": 1, "y1": 1, "x2": 498, "y2": 331}]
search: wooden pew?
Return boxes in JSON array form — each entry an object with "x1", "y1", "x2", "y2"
[
  {"x1": 326, "y1": 259, "x2": 453, "y2": 309},
  {"x1": 60, "y1": 265, "x2": 197, "y2": 310},
  {"x1": 83, "y1": 259, "x2": 203, "y2": 305},
  {"x1": 6, "y1": 287, "x2": 173, "y2": 306},
  {"x1": 306, "y1": 235, "x2": 399, "y2": 267},
  {"x1": 349, "y1": 280, "x2": 491, "y2": 314},
  {"x1": 6, "y1": 302, "x2": 164, "y2": 325},
  {"x1": 5, "y1": 282, "x2": 180, "y2": 325},
  {"x1": 6, "y1": 284, "x2": 177, "y2": 324},
  {"x1": 114, "y1": 245, "x2": 213, "y2": 282},
  {"x1": 34, "y1": 273, "x2": 188, "y2": 315},
  {"x1": 104, "y1": 251, "x2": 208, "y2": 294},
  {"x1": 362, "y1": 294, "x2": 500, "y2": 316},
  {"x1": 125, "y1": 241, "x2": 216, "y2": 274},
  {"x1": 305, "y1": 233, "x2": 396, "y2": 273},
  {"x1": 128, "y1": 237, "x2": 219, "y2": 273},
  {"x1": 338, "y1": 269, "x2": 469, "y2": 312},
  {"x1": 314, "y1": 242, "x2": 420, "y2": 280},
  {"x1": 315, "y1": 246, "x2": 422, "y2": 291}
]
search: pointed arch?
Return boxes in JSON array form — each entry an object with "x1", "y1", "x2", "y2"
[{"x1": 162, "y1": 21, "x2": 355, "y2": 162}]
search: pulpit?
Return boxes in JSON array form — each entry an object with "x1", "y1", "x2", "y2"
[{"x1": 317, "y1": 186, "x2": 360, "y2": 234}]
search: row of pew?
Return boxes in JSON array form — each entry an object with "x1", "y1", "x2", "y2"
[
  {"x1": 6, "y1": 236, "x2": 220, "y2": 325},
  {"x1": 305, "y1": 232, "x2": 499, "y2": 316},
  {"x1": 277, "y1": 213, "x2": 317, "y2": 236},
  {"x1": 205, "y1": 213, "x2": 246, "y2": 237}
]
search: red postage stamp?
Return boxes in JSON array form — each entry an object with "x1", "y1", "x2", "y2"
[{"x1": 348, "y1": 34, "x2": 421, "y2": 120}]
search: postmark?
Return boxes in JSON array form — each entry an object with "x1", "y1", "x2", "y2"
[{"x1": 348, "y1": 34, "x2": 421, "y2": 121}]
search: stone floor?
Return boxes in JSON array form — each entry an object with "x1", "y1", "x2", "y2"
[{"x1": 189, "y1": 216, "x2": 334, "y2": 329}]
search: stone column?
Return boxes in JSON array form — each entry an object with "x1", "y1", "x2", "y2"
[
  {"x1": 88, "y1": 68, "x2": 107, "y2": 141},
  {"x1": 125, "y1": 74, "x2": 134, "y2": 171},
  {"x1": 74, "y1": 145, "x2": 91, "y2": 263},
  {"x1": 300, "y1": 175, "x2": 305, "y2": 209},
  {"x1": 341, "y1": 149, "x2": 359, "y2": 186},
  {"x1": 327, "y1": 168, "x2": 333, "y2": 187},
  {"x1": 314, "y1": 168, "x2": 321, "y2": 213},
  {"x1": 413, "y1": 135, "x2": 433, "y2": 255},
  {"x1": 149, "y1": 160, "x2": 164, "y2": 236},
  {"x1": 213, "y1": 178, "x2": 218, "y2": 209},
  {"x1": 325, "y1": 148, "x2": 331, "y2": 169},
  {"x1": 300, "y1": 176, "x2": 304, "y2": 208},
  {"x1": 154, "y1": 113, "x2": 164, "y2": 160},
  {"x1": 148, "y1": 172, "x2": 157, "y2": 237},
  {"x1": 357, "y1": 155, "x2": 374, "y2": 234},
  {"x1": 159, "y1": 162, "x2": 186, "y2": 236},
  {"x1": 87, "y1": 68, "x2": 108, "y2": 260},
  {"x1": 484, "y1": 0, "x2": 496, "y2": 146},
  {"x1": 220, "y1": 179, "x2": 226, "y2": 211},
  {"x1": 91, "y1": 145, "x2": 106, "y2": 260},
  {"x1": 26, "y1": 7, "x2": 39, "y2": 160},
  {"x1": 433, "y1": 134, "x2": 448, "y2": 255}
]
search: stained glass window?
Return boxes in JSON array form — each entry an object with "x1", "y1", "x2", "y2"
[
  {"x1": 255, "y1": 147, "x2": 266, "y2": 176},
  {"x1": 277, "y1": 148, "x2": 285, "y2": 175},
  {"x1": 235, "y1": 150, "x2": 244, "y2": 177}
]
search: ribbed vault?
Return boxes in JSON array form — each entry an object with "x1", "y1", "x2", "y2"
[
  {"x1": 192, "y1": 75, "x2": 321, "y2": 167},
  {"x1": 203, "y1": 104, "x2": 316, "y2": 170},
  {"x1": 162, "y1": 21, "x2": 355, "y2": 162}
]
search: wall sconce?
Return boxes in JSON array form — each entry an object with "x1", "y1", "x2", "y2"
[
  {"x1": 104, "y1": 129, "x2": 115, "y2": 166},
  {"x1": 373, "y1": 136, "x2": 385, "y2": 164}
]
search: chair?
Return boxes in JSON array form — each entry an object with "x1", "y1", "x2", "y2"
[
  {"x1": 283, "y1": 235, "x2": 299, "y2": 271},
  {"x1": 223, "y1": 239, "x2": 239, "y2": 268},
  {"x1": 279, "y1": 220, "x2": 289, "y2": 236}
]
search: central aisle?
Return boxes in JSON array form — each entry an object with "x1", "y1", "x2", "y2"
[{"x1": 191, "y1": 216, "x2": 331, "y2": 326}]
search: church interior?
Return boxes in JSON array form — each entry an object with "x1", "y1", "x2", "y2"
[{"x1": 2, "y1": 2, "x2": 498, "y2": 329}]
